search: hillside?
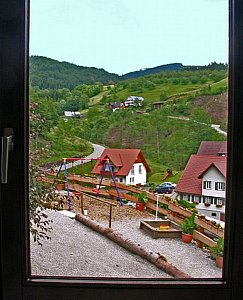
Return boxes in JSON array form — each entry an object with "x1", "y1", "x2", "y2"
[
  {"x1": 121, "y1": 63, "x2": 184, "y2": 80},
  {"x1": 30, "y1": 65, "x2": 228, "y2": 184},
  {"x1": 30, "y1": 56, "x2": 119, "y2": 89}
]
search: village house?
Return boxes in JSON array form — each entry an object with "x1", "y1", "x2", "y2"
[
  {"x1": 91, "y1": 148, "x2": 151, "y2": 186},
  {"x1": 153, "y1": 101, "x2": 164, "y2": 110},
  {"x1": 63, "y1": 111, "x2": 81, "y2": 118},
  {"x1": 124, "y1": 96, "x2": 144, "y2": 107},
  {"x1": 109, "y1": 102, "x2": 125, "y2": 112},
  {"x1": 175, "y1": 141, "x2": 227, "y2": 221}
]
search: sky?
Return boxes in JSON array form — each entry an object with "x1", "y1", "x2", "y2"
[{"x1": 30, "y1": 0, "x2": 228, "y2": 75}]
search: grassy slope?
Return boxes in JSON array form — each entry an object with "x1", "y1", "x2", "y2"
[{"x1": 37, "y1": 69, "x2": 228, "y2": 185}]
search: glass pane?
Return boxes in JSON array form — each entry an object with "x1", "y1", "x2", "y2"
[{"x1": 29, "y1": 0, "x2": 228, "y2": 279}]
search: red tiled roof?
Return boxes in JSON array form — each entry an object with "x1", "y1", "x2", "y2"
[
  {"x1": 197, "y1": 141, "x2": 227, "y2": 156},
  {"x1": 174, "y1": 155, "x2": 227, "y2": 195},
  {"x1": 91, "y1": 149, "x2": 151, "y2": 176}
]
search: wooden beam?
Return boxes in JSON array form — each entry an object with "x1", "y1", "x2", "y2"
[{"x1": 193, "y1": 230, "x2": 216, "y2": 248}]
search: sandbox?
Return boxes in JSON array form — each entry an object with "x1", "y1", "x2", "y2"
[{"x1": 140, "y1": 220, "x2": 182, "y2": 239}]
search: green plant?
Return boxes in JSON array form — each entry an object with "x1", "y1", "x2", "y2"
[
  {"x1": 210, "y1": 237, "x2": 224, "y2": 258},
  {"x1": 181, "y1": 213, "x2": 197, "y2": 235},
  {"x1": 138, "y1": 192, "x2": 148, "y2": 203}
]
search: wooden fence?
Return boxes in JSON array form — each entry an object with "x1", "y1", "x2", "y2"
[
  {"x1": 41, "y1": 174, "x2": 224, "y2": 248},
  {"x1": 145, "y1": 196, "x2": 224, "y2": 248}
]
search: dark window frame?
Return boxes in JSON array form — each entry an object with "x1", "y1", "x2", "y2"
[
  {"x1": 1, "y1": 0, "x2": 243, "y2": 299},
  {"x1": 215, "y1": 182, "x2": 226, "y2": 191},
  {"x1": 203, "y1": 180, "x2": 212, "y2": 190}
]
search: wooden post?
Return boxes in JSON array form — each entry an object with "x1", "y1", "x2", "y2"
[
  {"x1": 197, "y1": 226, "x2": 205, "y2": 249},
  {"x1": 80, "y1": 192, "x2": 84, "y2": 214},
  {"x1": 109, "y1": 204, "x2": 112, "y2": 228},
  {"x1": 75, "y1": 213, "x2": 192, "y2": 279}
]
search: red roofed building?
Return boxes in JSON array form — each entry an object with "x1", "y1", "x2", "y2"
[
  {"x1": 91, "y1": 149, "x2": 151, "y2": 186},
  {"x1": 175, "y1": 154, "x2": 226, "y2": 221},
  {"x1": 197, "y1": 141, "x2": 227, "y2": 156}
]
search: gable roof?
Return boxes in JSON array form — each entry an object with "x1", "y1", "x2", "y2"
[
  {"x1": 91, "y1": 148, "x2": 151, "y2": 176},
  {"x1": 197, "y1": 141, "x2": 227, "y2": 156},
  {"x1": 174, "y1": 155, "x2": 227, "y2": 195}
]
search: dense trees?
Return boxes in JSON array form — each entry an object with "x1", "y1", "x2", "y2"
[{"x1": 30, "y1": 56, "x2": 119, "y2": 89}]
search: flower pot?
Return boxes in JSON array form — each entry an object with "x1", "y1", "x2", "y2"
[
  {"x1": 56, "y1": 183, "x2": 65, "y2": 191},
  {"x1": 182, "y1": 233, "x2": 193, "y2": 243},
  {"x1": 216, "y1": 255, "x2": 224, "y2": 268},
  {"x1": 136, "y1": 202, "x2": 145, "y2": 211}
]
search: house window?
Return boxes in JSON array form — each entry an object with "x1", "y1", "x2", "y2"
[
  {"x1": 194, "y1": 196, "x2": 200, "y2": 204},
  {"x1": 138, "y1": 165, "x2": 142, "y2": 174},
  {"x1": 203, "y1": 181, "x2": 212, "y2": 189},
  {"x1": 204, "y1": 197, "x2": 211, "y2": 205},
  {"x1": 215, "y1": 182, "x2": 226, "y2": 191},
  {"x1": 130, "y1": 177, "x2": 134, "y2": 184},
  {"x1": 119, "y1": 177, "x2": 123, "y2": 183},
  {"x1": 216, "y1": 198, "x2": 224, "y2": 207},
  {"x1": 211, "y1": 212, "x2": 217, "y2": 217},
  {"x1": 182, "y1": 194, "x2": 189, "y2": 201},
  {"x1": 131, "y1": 166, "x2": 135, "y2": 175}
]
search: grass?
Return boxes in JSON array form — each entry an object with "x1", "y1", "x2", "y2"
[
  {"x1": 109, "y1": 77, "x2": 228, "y2": 107},
  {"x1": 148, "y1": 171, "x2": 182, "y2": 186},
  {"x1": 147, "y1": 159, "x2": 182, "y2": 185}
]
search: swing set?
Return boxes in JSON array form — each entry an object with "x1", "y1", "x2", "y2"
[{"x1": 51, "y1": 157, "x2": 123, "y2": 210}]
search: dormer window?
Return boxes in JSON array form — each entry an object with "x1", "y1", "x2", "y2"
[{"x1": 203, "y1": 180, "x2": 212, "y2": 189}]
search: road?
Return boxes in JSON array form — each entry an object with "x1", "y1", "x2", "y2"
[
  {"x1": 54, "y1": 143, "x2": 105, "y2": 171},
  {"x1": 168, "y1": 116, "x2": 227, "y2": 136}
]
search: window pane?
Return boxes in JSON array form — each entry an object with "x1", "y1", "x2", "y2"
[{"x1": 29, "y1": 0, "x2": 228, "y2": 279}]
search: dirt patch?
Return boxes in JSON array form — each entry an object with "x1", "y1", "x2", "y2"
[
  {"x1": 68, "y1": 194, "x2": 153, "y2": 222},
  {"x1": 193, "y1": 93, "x2": 227, "y2": 123}
]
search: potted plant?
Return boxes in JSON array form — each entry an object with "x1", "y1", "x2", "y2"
[
  {"x1": 136, "y1": 192, "x2": 148, "y2": 211},
  {"x1": 210, "y1": 237, "x2": 224, "y2": 268},
  {"x1": 56, "y1": 174, "x2": 66, "y2": 190},
  {"x1": 181, "y1": 213, "x2": 197, "y2": 243}
]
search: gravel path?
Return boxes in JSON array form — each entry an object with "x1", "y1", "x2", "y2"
[{"x1": 30, "y1": 210, "x2": 222, "y2": 279}]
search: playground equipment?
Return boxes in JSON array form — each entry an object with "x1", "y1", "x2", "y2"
[{"x1": 51, "y1": 157, "x2": 123, "y2": 210}]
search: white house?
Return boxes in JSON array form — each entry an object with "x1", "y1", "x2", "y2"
[
  {"x1": 91, "y1": 148, "x2": 151, "y2": 186},
  {"x1": 124, "y1": 96, "x2": 144, "y2": 107},
  {"x1": 64, "y1": 111, "x2": 81, "y2": 118},
  {"x1": 175, "y1": 154, "x2": 226, "y2": 221}
]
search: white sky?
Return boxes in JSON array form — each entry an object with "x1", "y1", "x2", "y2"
[{"x1": 30, "y1": 0, "x2": 228, "y2": 75}]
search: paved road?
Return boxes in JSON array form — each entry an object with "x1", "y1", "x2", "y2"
[
  {"x1": 168, "y1": 116, "x2": 227, "y2": 136},
  {"x1": 54, "y1": 143, "x2": 105, "y2": 171}
]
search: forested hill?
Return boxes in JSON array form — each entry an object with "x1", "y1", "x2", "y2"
[
  {"x1": 120, "y1": 63, "x2": 184, "y2": 80},
  {"x1": 30, "y1": 56, "x2": 189, "y2": 90},
  {"x1": 30, "y1": 56, "x2": 120, "y2": 89},
  {"x1": 30, "y1": 56, "x2": 227, "y2": 90}
]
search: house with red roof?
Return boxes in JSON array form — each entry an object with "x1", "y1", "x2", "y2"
[
  {"x1": 175, "y1": 141, "x2": 227, "y2": 221},
  {"x1": 91, "y1": 148, "x2": 151, "y2": 186},
  {"x1": 197, "y1": 141, "x2": 227, "y2": 156}
]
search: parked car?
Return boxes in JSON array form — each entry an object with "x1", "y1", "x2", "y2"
[
  {"x1": 162, "y1": 181, "x2": 176, "y2": 188},
  {"x1": 154, "y1": 182, "x2": 176, "y2": 194}
]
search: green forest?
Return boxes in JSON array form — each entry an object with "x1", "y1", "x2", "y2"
[{"x1": 30, "y1": 57, "x2": 227, "y2": 185}]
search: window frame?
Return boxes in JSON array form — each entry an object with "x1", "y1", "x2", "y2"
[
  {"x1": 215, "y1": 182, "x2": 226, "y2": 191},
  {"x1": 1, "y1": 0, "x2": 243, "y2": 299},
  {"x1": 203, "y1": 180, "x2": 212, "y2": 190}
]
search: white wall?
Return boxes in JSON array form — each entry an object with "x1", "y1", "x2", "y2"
[
  {"x1": 125, "y1": 163, "x2": 147, "y2": 185},
  {"x1": 202, "y1": 166, "x2": 225, "y2": 198},
  {"x1": 197, "y1": 206, "x2": 225, "y2": 221}
]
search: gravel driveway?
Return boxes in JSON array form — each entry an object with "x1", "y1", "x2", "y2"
[{"x1": 30, "y1": 210, "x2": 222, "y2": 279}]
